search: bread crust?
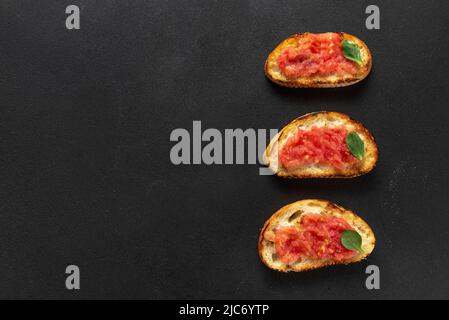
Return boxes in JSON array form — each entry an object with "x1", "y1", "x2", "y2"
[
  {"x1": 258, "y1": 199, "x2": 376, "y2": 273},
  {"x1": 265, "y1": 32, "x2": 372, "y2": 88},
  {"x1": 264, "y1": 111, "x2": 378, "y2": 178}
]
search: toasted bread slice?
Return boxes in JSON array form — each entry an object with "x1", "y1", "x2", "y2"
[
  {"x1": 259, "y1": 199, "x2": 376, "y2": 273},
  {"x1": 265, "y1": 32, "x2": 372, "y2": 88},
  {"x1": 264, "y1": 112, "x2": 378, "y2": 178}
]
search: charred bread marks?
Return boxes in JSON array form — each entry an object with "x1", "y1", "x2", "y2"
[
  {"x1": 265, "y1": 32, "x2": 372, "y2": 88},
  {"x1": 259, "y1": 200, "x2": 376, "y2": 273},
  {"x1": 264, "y1": 112, "x2": 378, "y2": 178}
]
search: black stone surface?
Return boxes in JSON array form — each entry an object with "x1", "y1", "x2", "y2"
[{"x1": 0, "y1": 0, "x2": 448, "y2": 299}]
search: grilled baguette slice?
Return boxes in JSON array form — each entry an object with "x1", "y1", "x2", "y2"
[
  {"x1": 265, "y1": 32, "x2": 372, "y2": 88},
  {"x1": 259, "y1": 199, "x2": 376, "y2": 272},
  {"x1": 264, "y1": 112, "x2": 378, "y2": 178}
]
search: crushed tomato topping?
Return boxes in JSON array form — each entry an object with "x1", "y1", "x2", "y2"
[
  {"x1": 273, "y1": 215, "x2": 357, "y2": 263},
  {"x1": 276, "y1": 33, "x2": 359, "y2": 78},
  {"x1": 279, "y1": 126, "x2": 359, "y2": 170}
]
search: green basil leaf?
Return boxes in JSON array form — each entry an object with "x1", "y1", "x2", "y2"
[
  {"x1": 341, "y1": 230, "x2": 364, "y2": 254},
  {"x1": 346, "y1": 132, "x2": 365, "y2": 161},
  {"x1": 342, "y1": 40, "x2": 363, "y2": 66}
]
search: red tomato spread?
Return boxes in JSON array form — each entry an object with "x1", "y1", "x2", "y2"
[
  {"x1": 276, "y1": 33, "x2": 358, "y2": 78},
  {"x1": 274, "y1": 215, "x2": 357, "y2": 263},
  {"x1": 279, "y1": 126, "x2": 358, "y2": 169}
]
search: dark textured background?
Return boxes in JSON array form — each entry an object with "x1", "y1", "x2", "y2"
[{"x1": 0, "y1": 0, "x2": 448, "y2": 299}]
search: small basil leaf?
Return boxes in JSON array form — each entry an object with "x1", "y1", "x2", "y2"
[
  {"x1": 346, "y1": 132, "x2": 365, "y2": 161},
  {"x1": 342, "y1": 40, "x2": 363, "y2": 66},
  {"x1": 341, "y1": 230, "x2": 364, "y2": 254}
]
